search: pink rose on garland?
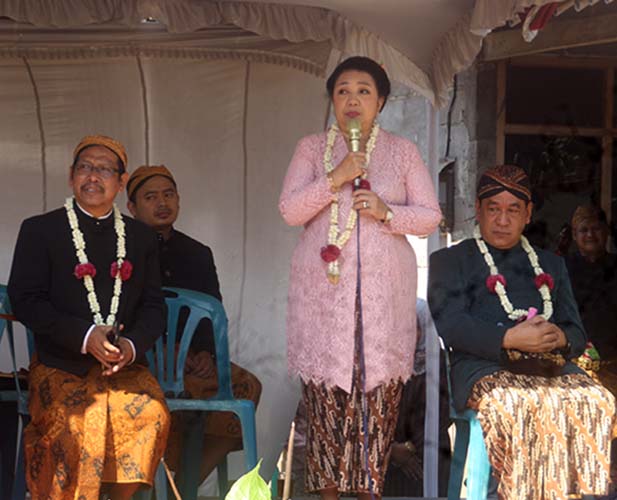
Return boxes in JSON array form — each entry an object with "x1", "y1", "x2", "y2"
[
  {"x1": 357, "y1": 179, "x2": 371, "y2": 191},
  {"x1": 486, "y1": 274, "x2": 506, "y2": 293},
  {"x1": 74, "y1": 262, "x2": 97, "y2": 279},
  {"x1": 320, "y1": 244, "x2": 341, "y2": 263},
  {"x1": 534, "y1": 272, "x2": 554, "y2": 291},
  {"x1": 110, "y1": 260, "x2": 133, "y2": 281}
]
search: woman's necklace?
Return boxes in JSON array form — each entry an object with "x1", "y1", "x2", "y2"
[
  {"x1": 474, "y1": 226, "x2": 554, "y2": 320},
  {"x1": 321, "y1": 122, "x2": 379, "y2": 284}
]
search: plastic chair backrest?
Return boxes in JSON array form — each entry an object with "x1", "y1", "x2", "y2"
[
  {"x1": 0, "y1": 284, "x2": 35, "y2": 359},
  {"x1": 146, "y1": 287, "x2": 233, "y2": 399},
  {"x1": 0, "y1": 283, "x2": 11, "y2": 345},
  {"x1": 0, "y1": 284, "x2": 35, "y2": 417},
  {"x1": 438, "y1": 336, "x2": 460, "y2": 419}
]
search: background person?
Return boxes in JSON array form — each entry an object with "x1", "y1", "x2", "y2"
[
  {"x1": 566, "y1": 205, "x2": 617, "y2": 483},
  {"x1": 279, "y1": 56, "x2": 441, "y2": 500},
  {"x1": 127, "y1": 164, "x2": 262, "y2": 483},
  {"x1": 566, "y1": 204, "x2": 617, "y2": 392}
]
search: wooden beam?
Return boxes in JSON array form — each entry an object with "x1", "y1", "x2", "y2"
[
  {"x1": 504, "y1": 123, "x2": 609, "y2": 137},
  {"x1": 509, "y1": 55, "x2": 617, "y2": 69},
  {"x1": 601, "y1": 68, "x2": 614, "y2": 223},
  {"x1": 483, "y1": 11, "x2": 617, "y2": 61},
  {"x1": 496, "y1": 61, "x2": 506, "y2": 164}
]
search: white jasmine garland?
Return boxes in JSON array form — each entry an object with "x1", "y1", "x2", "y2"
[
  {"x1": 323, "y1": 122, "x2": 379, "y2": 284},
  {"x1": 474, "y1": 226, "x2": 553, "y2": 320},
  {"x1": 65, "y1": 196, "x2": 126, "y2": 326}
]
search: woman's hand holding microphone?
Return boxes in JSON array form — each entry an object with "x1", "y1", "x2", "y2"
[
  {"x1": 328, "y1": 152, "x2": 366, "y2": 190},
  {"x1": 328, "y1": 152, "x2": 391, "y2": 222}
]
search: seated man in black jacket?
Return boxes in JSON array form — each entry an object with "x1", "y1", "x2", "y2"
[
  {"x1": 428, "y1": 165, "x2": 615, "y2": 500},
  {"x1": 8, "y1": 135, "x2": 169, "y2": 500},
  {"x1": 127, "y1": 164, "x2": 261, "y2": 482}
]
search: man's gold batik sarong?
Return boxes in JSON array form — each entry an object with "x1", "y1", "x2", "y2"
[{"x1": 25, "y1": 358, "x2": 170, "y2": 500}]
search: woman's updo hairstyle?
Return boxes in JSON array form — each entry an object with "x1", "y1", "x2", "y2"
[{"x1": 326, "y1": 56, "x2": 391, "y2": 112}]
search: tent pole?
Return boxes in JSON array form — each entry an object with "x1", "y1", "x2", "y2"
[{"x1": 423, "y1": 101, "x2": 440, "y2": 498}]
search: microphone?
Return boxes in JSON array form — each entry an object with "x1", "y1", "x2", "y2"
[
  {"x1": 347, "y1": 118, "x2": 362, "y2": 188},
  {"x1": 348, "y1": 118, "x2": 361, "y2": 153}
]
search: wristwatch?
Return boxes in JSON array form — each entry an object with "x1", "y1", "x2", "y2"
[{"x1": 381, "y1": 208, "x2": 394, "y2": 224}]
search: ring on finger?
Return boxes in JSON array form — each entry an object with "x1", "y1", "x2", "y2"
[{"x1": 363, "y1": 201, "x2": 369, "y2": 209}]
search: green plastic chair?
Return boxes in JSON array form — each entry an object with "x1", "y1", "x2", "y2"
[
  {"x1": 440, "y1": 337, "x2": 491, "y2": 500},
  {"x1": 145, "y1": 287, "x2": 258, "y2": 500}
]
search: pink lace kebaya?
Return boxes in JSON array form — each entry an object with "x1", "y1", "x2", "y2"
[{"x1": 279, "y1": 129, "x2": 441, "y2": 392}]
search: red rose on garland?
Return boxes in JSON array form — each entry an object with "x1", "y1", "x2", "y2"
[
  {"x1": 320, "y1": 244, "x2": 341, "y2": 263},
  {"x1": 357, "y1": 179, "x2": 371, "y2": 191},
  {"x1": 74, "y1": 262, "x2": 97, "y2": 279},
  {"x1": 110, "y1": 260, "x2": 133, "y2": 281},
  {"x1": 534, "y1": 272, "x2": 554, "y2": 291},
  {"x1": 486, "y1": 274, "x2": 506, "y2": 293}
]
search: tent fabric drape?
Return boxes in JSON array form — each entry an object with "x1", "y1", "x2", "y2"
[
  {"x1": 430, "y1": 13, "x2": 485, "y2": 109},
  {"x1": 0, "y1": 45, "x2": 327, "y2": 78},
  {"x1": 469, "y1": 0, "x2": 561, "y2": 31},
  {"x1": 468, "y1": 0, "x2": 615, "y2": 31},
  {"x1": 0, "y1": 0, "x2": 611, "y2": 108},
  {"x1": 431, "y1": 0, "x2": 572, "y2": 105},
  {"x1": 0, "y1": 19, "x2": 332, "y2": 78},
  {"x1": 0, "y1": 0, "x2": 435, "y2": 103},
  {"x1": 0, "y1": 0, "x2": 592, "y2": 106}
]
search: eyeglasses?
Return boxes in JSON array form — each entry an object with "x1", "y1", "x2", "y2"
[
  {"x1": 74, "y1": 162, "x2": 120, "y2": 179},
  {"x1": 576, "y1": 225, "x2": 604, "y2": 235}
]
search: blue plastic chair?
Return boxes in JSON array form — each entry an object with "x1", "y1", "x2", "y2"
[
  {"x1": 439, "y1": 337, "x2": 491, "y2": 500},
  {"x1": 145, "y1": 287, "x2": 258, "y2": 500}
]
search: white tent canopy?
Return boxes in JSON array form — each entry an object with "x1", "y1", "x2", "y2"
[{"x1": 0, "y1": 0, "x2": 580, "y2": 106}]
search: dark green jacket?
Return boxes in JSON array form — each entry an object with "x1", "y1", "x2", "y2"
[{"x1": 428, "y1": 238, "x2": 586, "y2": 412}]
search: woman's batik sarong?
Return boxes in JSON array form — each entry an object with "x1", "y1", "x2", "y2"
[
  {"x1": 301, "y1": 289, "x2": 403, "y2": 495},
  {"x1": 302, "y1": 378, "x2": 402, "y2": 495}
]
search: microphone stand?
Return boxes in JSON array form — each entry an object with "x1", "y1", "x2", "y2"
[
  {"x1": 355, "y1": 197, "x2": 375, "y2": 500},
  {"x1": 349, "y1": 127, "x2": 376, "y2": 500}
]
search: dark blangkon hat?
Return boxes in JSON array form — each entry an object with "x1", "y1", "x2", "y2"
[{"x1": 477, "y1": 165, "x2": 531, "y2": 203}]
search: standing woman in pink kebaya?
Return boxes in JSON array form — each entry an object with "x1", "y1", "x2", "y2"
[{"x1": 279, "y1": 56, "x2": 441, "y2": 500}]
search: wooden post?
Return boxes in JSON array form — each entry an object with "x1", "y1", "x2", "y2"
[
  {"x1": 496, "y1": 60, "x2": 507, "y2": 164},
  {"x1": 282, "y1": 421, "x2": 295, "y2": 500},
  {"x1": 602, "y1": 67, "x2": 614, "y2": 224}
]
